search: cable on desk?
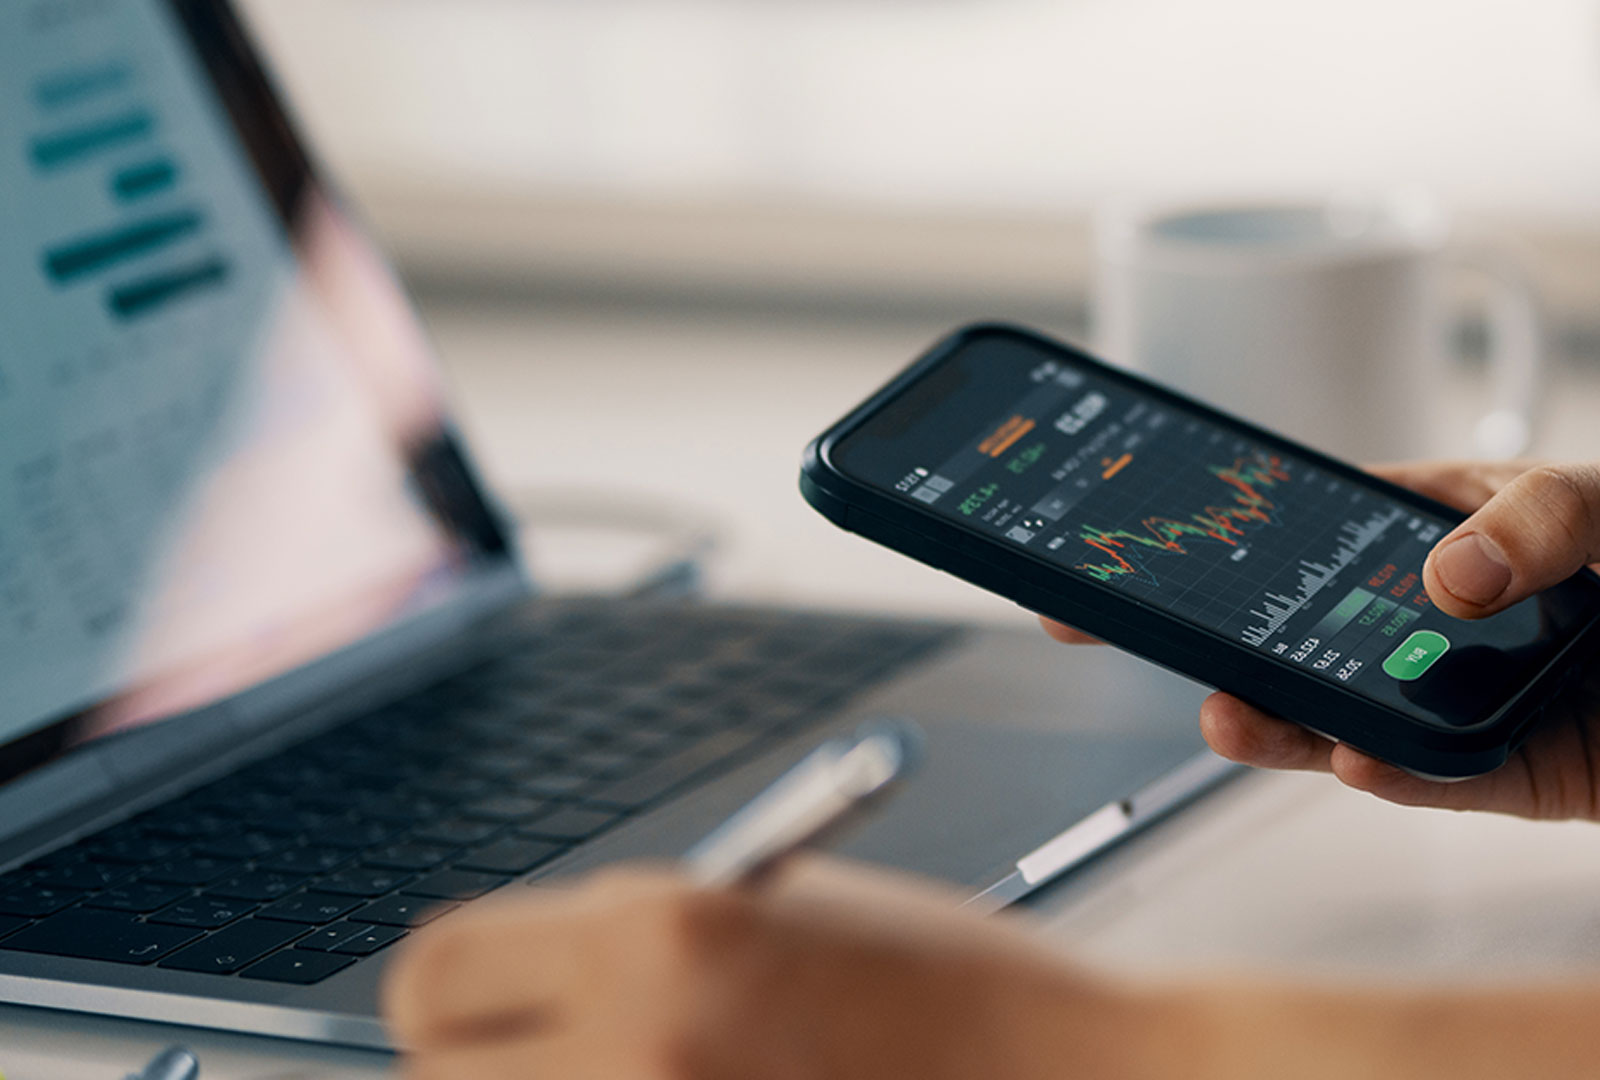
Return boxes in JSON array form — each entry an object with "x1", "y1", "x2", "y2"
[{"x1": 505, "y1": 486, "x2": 725, "y2": 600}]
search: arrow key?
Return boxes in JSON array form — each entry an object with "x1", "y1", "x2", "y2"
[{"x1": 241, "y1": 949, "x2": 357, "y2": 985}]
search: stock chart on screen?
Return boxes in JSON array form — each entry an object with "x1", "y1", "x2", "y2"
[{"x1": 865, "y1": 352, "x2": 1535, "y2": 716}]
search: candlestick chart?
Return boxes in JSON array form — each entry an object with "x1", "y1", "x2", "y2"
[{"x1": 1073, "y1": 453, "x2": 1291, "y2": 584}]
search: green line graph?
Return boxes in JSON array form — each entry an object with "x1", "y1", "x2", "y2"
[{"x1": 1073, "y1": 453, "x2": 1291, "y2": 584}]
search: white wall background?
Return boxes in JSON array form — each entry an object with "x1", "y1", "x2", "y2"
[{"x1": 240, "y1": 0, "x2": 1600, "y2": 222}]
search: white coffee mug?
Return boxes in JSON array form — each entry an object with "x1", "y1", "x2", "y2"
[{"x1": 1092, "y1": 197, "x2": 1543, "y2": 462}]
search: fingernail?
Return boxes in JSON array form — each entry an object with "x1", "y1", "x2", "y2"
[{"x1": 1433, "y1": 532, "x2": 1512, "y2": 606}]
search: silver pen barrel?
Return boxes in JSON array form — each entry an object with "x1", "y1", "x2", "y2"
[{"x1": 685, "y1": 724, "x2": 917, "y2": 888}]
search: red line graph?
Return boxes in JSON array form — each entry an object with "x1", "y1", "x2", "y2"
[{"x1": 1074, "y1": 454, "x2": 1292, "y2": 583}]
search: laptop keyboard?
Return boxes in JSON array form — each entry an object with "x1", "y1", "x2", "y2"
[{"x1": 0, "y1": 603, "x2": 955, "y2": 984}]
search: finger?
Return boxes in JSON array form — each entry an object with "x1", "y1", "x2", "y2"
[
  {"x1": 1198, "y1": 693, "x2": 1334, "y2": 773},
  {"x1": 385, "y1": 869, "x2": 683, "y2": 1047},
  {"x1": 1037, "y1": 615, "x2": 1102, "y2": 646},
  {"x1": 1422, "y1": 463, "x2": 1600, "y2": 618},
  {"x1": 1325, "y1": 743, "x2": 1457, "y2": 805},
  {"x1": 1329, "y1": 714, "x2": 1600, "y2": 820},
  {"x1": 1324, "y1": 743, "x2": 1535, "y2": 814},
  {"x1": 384, "y1": 895, "x2": 578, "y2": 1047},
  {"x1": 770, "y1": 855, "x2": 974, "y2": 928}
]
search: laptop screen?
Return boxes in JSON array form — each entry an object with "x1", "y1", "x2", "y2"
[{"x1": 0, "y1": 0, "x2": 515, "y2": 784}]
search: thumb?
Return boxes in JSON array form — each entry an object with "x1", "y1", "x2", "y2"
[{"x1": 1423, "y1": 463, "x2": 1600, "y2": 618}]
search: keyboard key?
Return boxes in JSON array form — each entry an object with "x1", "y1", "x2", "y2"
[
  {"x1": 460, "y1": 795, "x2": 549, "y2": 824},
  {"x1": 656, "y1": 681, "x2": 720, "y2": 705},
  {"x1": 192, "y1": 832, "x2": 283, "y2": 860},
  {"x1": 298, "y1": 787, "x2": 374, "y2": 813},
  {"x1": 149, "y1": 896, "x2": 257, "y2": 929},
  {"x1": 241, "y1": 950, "x2": 356, "y2": 984},
  {"x1": 460, "y1": 752, "x2": 538, "y2": 781},
  {"x1": 402, "y1": 869, "x2": 509, "y2": 901},
  {"x1": 546, "y1": 687, "x2": 621, "y2": 711},
  {"x1": 363, "y1": 842, "x2": 455, "y2": 871},
  {"x1": 349, "y1": 895, "x2": 457, "y2": 927},
  {"x1": 410, "y1": 818, "x2": 500, "y2": 847},
  {"x1": 30, "y1": 861, "x2": 134, "y2": 891},
  {"x1": 0, "y1": 885, "x2": 83, "y2": 919},
  {"x1": 511, "y1": 731, "x2": 585, "y2": 756},
  {"x1": 295, "y1": 921, "x2": 368, "y2": 952},
  {"x1": 254, "y1": 807, "x2": 343, "y2": 837},
  {"x1": 0, "y1": 868, "x2": 43, "y2": 892},
  {"x1": 85, "y1": 882, "x2": 190, "y2": 913},
  {"x1": 332, "y1": 923, "x2": 407, "y2": 956},
  {"x1": 206, "y1": 870, "x2": 308, "y2": 903},
  {"x1": 137, "y1": 811, "x2": 231, "y2": 841},
  {"x1": 83, "y1": 833, "x2": 183, "y2": 864},
  {"x1": 356, "y1": 794, "x2": 447, "y2": 825},
  {"x1": 517, "y1": 807, "x2": 620, "y2": 842},
  {"x1": 570, "y1": 750, "x2": 637, "y2": 777},
  {"x1": 316, "y1": 820, "x2": 404, "y2": 850},
  {"x1": 0, "y1": 909, "x2": 200, "y2": 964},
  {"x1": 141, "y1": 856, "x2": 241, "y2": 887},
  {"x1": 314, "y1": 869, "x2": 415, "y2": 897},
  {"x1": 252, "y1": 812, "x2": 322, "y2": 838},
  {"x1": 590, "y1": 731, "x2": 758, "y2": 809},
  {"x1": 159, "y1": 918, "x2": 307, "y2": 974},
  {"x1": 27, "y1": 850, "x2": 92, "y2": 870},
  {"x1": 406, "y1": 773, "x2": 495, "y2": 802},
  {"x1": 754, "y1": 675, "x2": 840, "y2": 708},
  {"x1": 257, "y1": 891, "x2": 363, "y2": 925},
  {"x1": 513, "y1": 773, "x2": 593, "y2": 800},
  {"x1": 454, "y1": 839, "x2": 567, "y2": 876},
  {"x1": 607, "y1": 727, "x2": 688, "y2": 757},
  {"x1": 257, "y1": 846, "x2": 351, "y2": 876}
]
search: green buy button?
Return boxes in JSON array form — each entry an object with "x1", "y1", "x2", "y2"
[{"x1": 1383, "y1": 630, "x2": 1451, "y2": 681}]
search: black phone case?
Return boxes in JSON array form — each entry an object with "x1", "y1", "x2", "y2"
[{"x1": 801, "y1": 322, "x2": 1600, "y2": 778}]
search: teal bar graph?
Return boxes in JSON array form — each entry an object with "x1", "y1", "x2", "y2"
[
  {"x1": 30, "y1": 110, "x2": 154, "y2": 170},
  {"x1": 43, "y1": 209, "x2": 203, "y2": 282},
  {"x1": 112, "y1": 158, "x2": 178, "y2": 201},
  {"x1": 109, "y1": 256, "x2": 229, "y2": 321}
]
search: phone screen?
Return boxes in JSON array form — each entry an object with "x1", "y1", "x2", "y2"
[{"x1": 834, "y1": 331, "x2": 1594, "y2": 730}]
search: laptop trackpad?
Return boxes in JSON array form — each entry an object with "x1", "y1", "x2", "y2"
[{"x1": 543, "y1": 628, "x2": 1212, "y2": 892}]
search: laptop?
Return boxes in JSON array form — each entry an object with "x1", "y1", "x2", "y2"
[{"x1": 0, "y1": 0, "x2": 1233, "y2": 1049}]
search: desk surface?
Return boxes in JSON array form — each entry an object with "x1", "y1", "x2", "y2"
[{"x1": 5, "y1": 302, "x2": 1599, "y2": 1077}]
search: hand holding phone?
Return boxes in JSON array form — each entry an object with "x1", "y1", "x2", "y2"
[
  {"x1": 1184, "y1": 458, "x2": 1600, "y2": 819},
  {"x1": 800, "y1": 325, "x2": 1600, "y2": 779}
]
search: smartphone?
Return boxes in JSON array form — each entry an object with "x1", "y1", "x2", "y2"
[{"x1": 800, "y1": 323, "x2": 1600, "y2": 778}]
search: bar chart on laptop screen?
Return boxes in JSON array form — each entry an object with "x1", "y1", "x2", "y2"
[
  {"x1": 0, "y1": 0, "x2": 293, "y2": 732},
  {"x1": 23, "y1": 9, "x2": 232, "y2": 328}
]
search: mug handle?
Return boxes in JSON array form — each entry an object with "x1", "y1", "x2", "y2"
[{"x1": 1449, "y1": 248, "x2": 1546, "y2": 460}]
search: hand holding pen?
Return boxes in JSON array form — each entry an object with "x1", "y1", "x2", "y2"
[{"x1": 382, "y1": 723, "x2": 1127, "y2": 1080}]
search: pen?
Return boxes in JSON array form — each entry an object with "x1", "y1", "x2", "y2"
[
  {"x1": 124, "y1": 1046, "x2": 199, "y2": 1080},
  {"x1": 685, "y1": 721, "x2": 919, "y2": 888}
]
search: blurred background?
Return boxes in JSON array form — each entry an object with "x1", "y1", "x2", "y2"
[{"x1": 235, "y1": 0, "x2": 1600, "y2": 614}]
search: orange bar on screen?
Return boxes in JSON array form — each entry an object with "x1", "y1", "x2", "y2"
[
  {"x1": 978, "y1": 415, "x2": 1036, "y2": 458},
  {"x1": 1100, "y1": 453, "x2": 1133, "y2": 479}
]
